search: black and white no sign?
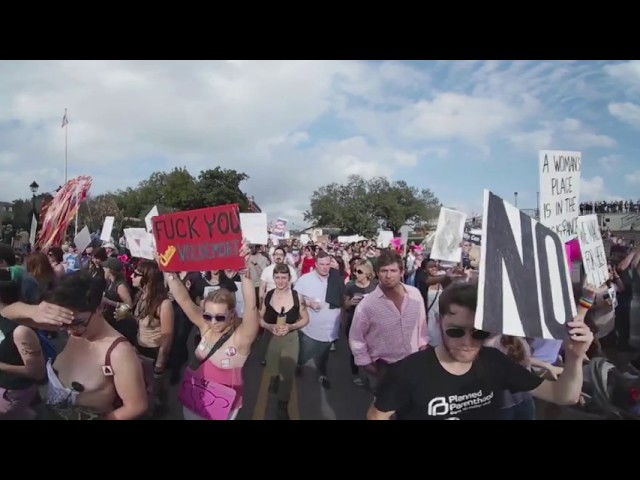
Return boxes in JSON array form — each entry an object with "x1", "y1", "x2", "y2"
[{"x1": 475, "y1": 190, "x2": 576, "y2": 340}]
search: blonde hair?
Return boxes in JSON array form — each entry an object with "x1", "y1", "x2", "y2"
[
  {"x1": 204, "y1": 288, "x2": 240, "y2": 328},
  {"x1": 355, "y1": 259, "x2": 374, "y2": 280}
]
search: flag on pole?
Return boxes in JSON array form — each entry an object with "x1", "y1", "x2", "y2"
[{"x1": 61, "y1": 109, "x2": 68, "y2": 128}]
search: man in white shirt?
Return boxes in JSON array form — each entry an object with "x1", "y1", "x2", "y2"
[{"x1": 294, "y1": 251, "x2": 342, "y2": 389}]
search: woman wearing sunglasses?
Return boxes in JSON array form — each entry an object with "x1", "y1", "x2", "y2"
[
  {"x1": 343, "y1": 259, "x2": 377, "y2": 387},
  {"x1": 163, "y1": 242, "x2": 258, "y2": 420}
]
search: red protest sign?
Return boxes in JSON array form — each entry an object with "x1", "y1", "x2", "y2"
[{"x1": 152, "y1": 204, "x2": 244, "y2": 272}]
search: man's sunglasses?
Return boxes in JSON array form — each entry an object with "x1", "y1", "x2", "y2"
[
  {"x1": 444, "y1": 327, "x2": 491, "y2": 341},
  {"x1": 202, "y1": 312, "x2": 228, "y2": 322}
]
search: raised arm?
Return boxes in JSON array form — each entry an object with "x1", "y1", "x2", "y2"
[
  {"x1": 237, "y1": 242, "x2": 260, "y2": 345},
  {"x1": 530, "y1": 284, "x2": 595, "y2": 405},
  {"x1": 0, "y1": 302, "x2": 73, "y2": 330}
]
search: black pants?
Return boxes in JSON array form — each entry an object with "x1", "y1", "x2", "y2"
[
  {"x1": 615, "y1": 304, "x2": 631, "y2": 345},
  {"x1": 344, "y1": 315, "x2": 358, "y2": 376},
  {"x1": 168, "y1": 304, "x2": 193, "y2": 382}
]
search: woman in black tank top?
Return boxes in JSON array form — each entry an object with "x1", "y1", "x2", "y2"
[{"x1": 259, "y1": 263, "x2": 309, "y2": 420}]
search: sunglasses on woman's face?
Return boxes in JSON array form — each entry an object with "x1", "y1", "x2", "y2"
[
  {"x1": 444, "y1": 327, "x2": 491, "y2": 341},
  {"x1": 132, "y1": 271, "x2": 143, "y2": 277},
  {"x1": 355, "y1": 269, "x2": 365, "y2": 275},
  {"x1": 203, "y1": 312, "x2": 228, "y2": 322}
]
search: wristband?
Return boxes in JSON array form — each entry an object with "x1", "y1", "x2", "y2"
[{"x1": 578, "y1": 297, "x2": 594, "y2": 309}]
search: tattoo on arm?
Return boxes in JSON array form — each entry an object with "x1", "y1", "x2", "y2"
[{"x1": 20, "y1": 341, "x2": 42, "y2": 357}]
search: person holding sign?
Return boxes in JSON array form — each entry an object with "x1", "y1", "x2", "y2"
[
  {"x1": 367, "y1": 281, "x2": 596, "y2": 420},
  {"x1": 162, "y1": 241, "x2": 259, "y2": 421}
]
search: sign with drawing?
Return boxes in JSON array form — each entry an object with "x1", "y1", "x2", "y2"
[
  {"x1": 475, "y1": 190, "x2": 576, "y2": 340},
  {"x1": 152, "y1": 204, "x2": 244, "y2": 272},
  {"x1": 430, "y1": 208, "x2": 467, "y2": 263},
  {"x1": 576, "y1": 214, "x2": 608, "y2": 288},
  {"x1": 124, "y1": 228, "x2": 155, "y2": 260},
  {"x1": 539, "y1": 150, "x2": 581, "y2": 243}
]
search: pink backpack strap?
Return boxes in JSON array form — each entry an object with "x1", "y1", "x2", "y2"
[{"x1": 102, "y1": 337, "x2": 128, "y2": 377}]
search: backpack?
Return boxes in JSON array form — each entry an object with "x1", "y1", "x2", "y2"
[{"x1": 582, "y1": 357, "x2": 640, "y2": 420}]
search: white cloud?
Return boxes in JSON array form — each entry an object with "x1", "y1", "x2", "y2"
[
  {"x1": 598, "y1": 154, "x2": 620, "y2": 171},
  {"x1": 404, "y1": 93, "x2": 531, "y2": 146},
  {"x1": 625, "y1": 171, "x2": 640, "y2": 185},
  {"x1": 508, "y1": 118, "x2": 616, "y2": 151},
  {"x1": 608, "y1": 102, "x2": 640, "y2": 129},
  {"x1": 581, "y1": 176, "x2": 623, "y2": 201},
  {"x1": 604, "y1": 61, "x2": 640, "y2": 88},
  {"x1": 0, "y1": 60, "x2": 631, "y2": 229}
]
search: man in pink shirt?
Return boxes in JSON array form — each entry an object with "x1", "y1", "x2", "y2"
[{"x1": 349, "y1": 250, "x2": 428, "y2": 388}]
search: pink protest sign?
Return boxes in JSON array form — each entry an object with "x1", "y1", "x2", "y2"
[
  {"x1": 565, "y1": 238, "x2": 581, "y2": 267},
  {"x1": 178, "y1": 369, "x2": 237, "y2": 420}
]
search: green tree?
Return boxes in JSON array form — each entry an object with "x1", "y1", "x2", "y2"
[
  {"x1": 305, "y1": 175, "x2": 440, "y2": 236},
  {"x1": 11, "y1": 166, "x2": 253, "y2": 232},
  {"x1": 368, "y1": 178, "x2": 440, "y2": 234},
  {"x1": 196, "y1": 167, "x2": 250, "y2": 211}
]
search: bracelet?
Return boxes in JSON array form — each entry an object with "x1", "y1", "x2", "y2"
[{"x1": 578, "y1": 297, "x2": 594, "y2": 309}]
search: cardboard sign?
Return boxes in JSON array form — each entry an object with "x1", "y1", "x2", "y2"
[
  {"x1": 124, "y1": 228, "x2": 155, "y2": 260},
  {"x1": 100, "y1": 216, "x2": 115, "y2": 242},
  {"x1": 475, "y1": 190, "x2": 576, "y2": 340},
  {"x1": 576, "y1": 214, "x2": 607, "y2": 288},
  {"x1": 539, "y1": 150, "x2": 581, "y2": 243},
  {"x1": 145, "y1": 206, "x2": 159, "y2": 234},
  {"x1": 152, "y1": 204, "x2": 243, "y2": 272},
  {"x1": 239, "y1": 213, "x2": 268, "y2": 245},
  {"x1": 431, "y1": 208, "x2": 467, "y2": 263}
]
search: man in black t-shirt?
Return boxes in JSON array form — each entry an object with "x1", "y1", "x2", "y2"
[{"x1": 367, "y1": 282, "x2": 594, "y2": 420}]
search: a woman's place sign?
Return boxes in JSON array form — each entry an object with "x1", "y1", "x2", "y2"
[{"x1": 152, "y1": 204, "x2": 244, "y2": 272}]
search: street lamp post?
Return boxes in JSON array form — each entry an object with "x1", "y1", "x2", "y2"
[
  {"x1": 29, "y1": 181, "x2": 39, "y2": 228},
  {"x1": 514, "y1": 192, "x2": 518, "y2": 208}
]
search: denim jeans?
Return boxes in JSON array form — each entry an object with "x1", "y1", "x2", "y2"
[{"x1": 297, "y1": 331, "x2": 332, "y2": 377}]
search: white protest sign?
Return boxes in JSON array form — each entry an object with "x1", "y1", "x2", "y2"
[
  {"x1": 100, "y1": 216, "x2": 115, "y2": 242},
  {"x1": 74, "y1": 226, "x2": 92, "y2": 254},
  {"x1": 576, "y1": 214, "x2": 608, "y2": 288},
  {"x1": 240, "y1": 213, "x2": 268, "y2": 245},
  {"x1": 124, "y1": 228, "x2": 155, "y2": 260},
  {"x1": 430, "y1": 208, "x2": 467, "y2": 263},
  {"x1": 376, "y1": 231, "x2": 393, "y2": 248},
  {"x1": 145, "y1": 206, "x2": 159, "y2": 234},
  {"x1": 539, "y1": 150, "x2": 581, "y2": 243},
  {"x1": 299, "y1": 234, "x2": 311, "y2": 244},
  {"x1": 475, "y1": 190, "x2": 576, "y2": 340}
]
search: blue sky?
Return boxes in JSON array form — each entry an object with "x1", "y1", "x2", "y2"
[{"x1": 1, "y1": 60, "x2": 639, "y2": 229}]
